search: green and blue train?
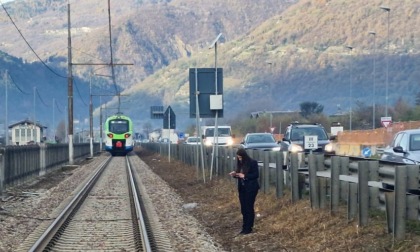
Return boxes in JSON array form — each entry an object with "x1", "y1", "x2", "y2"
[{"x1": 104, "y1": 113, "x2": 134, "y2": 156}]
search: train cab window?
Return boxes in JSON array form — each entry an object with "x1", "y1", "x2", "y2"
[{"x1": 109, "y1": 120, "x2": 129, "y2": 134}]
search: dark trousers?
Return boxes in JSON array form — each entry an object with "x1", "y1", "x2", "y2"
[{"x1": 238, "y1": 188, "x2": 258, "y2": 232}]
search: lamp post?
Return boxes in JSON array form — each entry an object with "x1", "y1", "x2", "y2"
[
  {"x1": 369, "y1": 31, "x2": 376, "y2": 129},
  {"x1": 380, "y1": 6, "x2": 390, "y2": 117},
  {"x1": 346, "y1": 46, "x2": 354, "y2": 131}
]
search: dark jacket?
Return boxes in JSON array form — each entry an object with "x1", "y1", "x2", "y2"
[{"x1": 237, "y1": 159, "x2": 260, "y2": 192}]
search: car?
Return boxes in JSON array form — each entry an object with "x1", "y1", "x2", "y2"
[
  {"x1": 279, "y1": 122, "x2": 335, "y2": 154},
  {"x1": 240, "y1": 133, "x2": 281, "y2": 151},
  {"x1": 185, "y1": 136, "x2": 201, "y2": 145},
  {"x1": 380, "y1": 129, "x2": 420, "y2": 164}
]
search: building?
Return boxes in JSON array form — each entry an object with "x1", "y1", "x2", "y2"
[{"x1": 8, "y1": 119, "x2": 47, "y2": 145}]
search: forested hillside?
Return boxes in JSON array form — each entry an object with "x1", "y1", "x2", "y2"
[{"x1": 0, "y1": 0, "x2": 419, "y2": 132}]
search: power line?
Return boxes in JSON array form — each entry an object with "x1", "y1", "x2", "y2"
[
  {"x1": 0, "y1": 1, "x2": 67, "y2": 79},
  {"x1": 55, "y1": 99, "x2": 64, "y2": 113},
  {"x1": 73, "y1": 79, "x2": 88, "y2": 107},
  {"x1": 6, "y1": 71, "x2": 31, "y2": 95},
  {"x1": 35, "y1": 87, "x2": 50, "y2": 107},
  {"x1": 72, "y1": 47, "x2": 108, "y2": 63}
]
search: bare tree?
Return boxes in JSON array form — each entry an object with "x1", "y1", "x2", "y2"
[{"x1": 142, "y1": 122, "x2": 153, "y2": 140}]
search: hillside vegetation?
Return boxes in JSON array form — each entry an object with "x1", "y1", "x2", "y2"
[
  {"x1": 113, "y1": 0, "x2": 420, "y2": 130},
  {"x1": 0, "y1": 0, "x2": 419, "y2": 132}
]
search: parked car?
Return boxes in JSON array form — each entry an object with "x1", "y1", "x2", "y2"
[
  {"x1": 279, "y1": 122, "x2": 335, "y2": 154},
  {"x1": 240, "y1": 133, "x2": 280, "y2": 151},
  {"x1": 185, "y1": 136, "x2": 201, "y2": 145},
  {"x1": 380, "y1": 129, "x2": 420, "y2": 164}
]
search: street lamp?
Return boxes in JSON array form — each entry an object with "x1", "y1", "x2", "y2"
[
  {"x1": 346, "y1": 45, "x2": 354, "y2": 131},
  {"x1": 369, "y1": 31, "x2": 376, "y2": 129},
  {"x1": 380, "y1": 6, "x2": 390, "y2": 117}
]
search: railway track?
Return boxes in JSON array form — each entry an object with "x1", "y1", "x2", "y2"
[{"x1": 18, "y1": 154, "x2": 171, "y2": 251}]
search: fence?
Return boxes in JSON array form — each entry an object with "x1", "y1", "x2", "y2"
[
  {"x1": 0, "y1": 143, "x2": 100, "y2": 195},
  {"x1": 143, "y1": 142, "x2": 420, "y2": 240}
]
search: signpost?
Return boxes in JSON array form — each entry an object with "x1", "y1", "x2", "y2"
[
  {"x1": 381, "y1": 116, "x2": 392, "y2": 128},
  {"x1": 304, "y1": 135, "x2": 318, "y2": 150},
  {"x1": 362, "y1": 147, "x2": 372, "y2": 158}
]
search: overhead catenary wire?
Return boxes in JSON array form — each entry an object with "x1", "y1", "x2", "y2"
[
  {"x1": 0, "y1": 1, "x2": 67, "y2": 79},
  {"x1": 6, "y1": 71, "x2": 31, "y2": 95},
  {"x1": 73, "y1": 79, "x2": 89, "y2": 107},
  {"x1": 35, "y1": 88, "x2": 50, "y2": 107},
  {"x1": 72, "y1": 47, "x2": 108, "y2": 63},
  {"x1": 55, "y1": 99, "x2": 64, "y2": 114}
]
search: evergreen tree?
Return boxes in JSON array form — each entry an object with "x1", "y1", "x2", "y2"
[{"x1": 299, "y1": 101, "x2": 324, "y2": 118}]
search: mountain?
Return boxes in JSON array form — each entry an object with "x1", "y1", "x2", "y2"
[
  {"x1": 0, "y1": 0, "x2": 296, "y2": 132},
  {"x1": 0, "y1": 0, "x2": 419, "y2": 133},
  {"x1": 107, "y1": 0, "x2": 420, "y2": 130}
]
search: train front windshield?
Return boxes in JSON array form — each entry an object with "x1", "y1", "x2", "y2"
[{"x1": 109, "y1": 120, "x2": 129, "y2": 134}]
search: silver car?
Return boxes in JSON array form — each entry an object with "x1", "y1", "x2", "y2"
[
  {"x1": 381, "y1": 129, "x2": 420, "y2": 164},
  {"x1": 185, "y1": 136, "x2": 201, "y2": 145},
  {"x1": 240, "y1": 133, "x2": 280, "y2": 151}
]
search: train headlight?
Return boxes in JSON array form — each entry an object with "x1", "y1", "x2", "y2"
[
  {"x1": 124, "y1": 133, "x2": 131, "y2": 139},
  {"x1": 205, "y1": 140, "x2": 212, "y2": 146},
  {"x1": 107, "y1": 133, "x2": 114, "y2": 138}
]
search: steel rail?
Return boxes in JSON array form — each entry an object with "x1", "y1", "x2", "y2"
[
  {"x1": 126, "y1": 155, "x2": 152, "y2": 252},
  {"x1": 28, "y1": 156, "x2": 112, "y2": 252}
]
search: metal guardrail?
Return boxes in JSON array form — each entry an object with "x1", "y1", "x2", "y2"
[
  {"x1": 143, "y1": 143, "x2": 419, "y2": 240},
  {"x1": 0, "y1": 143, "x2": 100, "y2": 195}
]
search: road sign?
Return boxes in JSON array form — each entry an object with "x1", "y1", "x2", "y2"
[
  {"x1": 270, "y1": 127, "x2": 275, "y2": 133},
  {"x1": 151, "y1": 106, "x2": 164, "y2": 119},
  {"x1": 381, "y1": 116, "x2": 392, "y2": 128},
  {"x1": 304, "y1": 135, "x2": 318, "y2": 150},
  {"x1": 163, "y1": 106, "x2": 176, "y2": 129},
  {"x1": 178, "y1": 132, "x2": 185, "y2": 140},
  {"x1": 189, "y1": 68, "x2": 224, "y2": 118},
  {"x1": 362, "y1": 147, "x2": 372, "y2": 158}
]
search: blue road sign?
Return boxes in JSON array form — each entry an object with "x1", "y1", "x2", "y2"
[
  {"x1": 179, "y1": 132, "x2": 185, "y2": 140},
  {"x1": 362, "y1": 147, "x2": 372, "y2": 158}
]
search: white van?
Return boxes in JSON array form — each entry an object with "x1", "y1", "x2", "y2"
[{"x1": 201, "y1": 126, "x2": 234, "y2": 146}]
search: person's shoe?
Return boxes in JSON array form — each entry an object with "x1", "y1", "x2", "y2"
[{"x1": 239, "y1": 230, "x2": 252, "y2": 235}]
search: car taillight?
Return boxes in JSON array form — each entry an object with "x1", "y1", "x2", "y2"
[
  {"x1": 124, "y1": 133, "x2": 131, "y2": 139},
  {"x1": 107, "y1": 133, "x2": 113, "y2": 138}
]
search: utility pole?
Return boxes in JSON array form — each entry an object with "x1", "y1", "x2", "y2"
[
  {"x1": 66, "y1": 1, "x2": 132, "y2": 163},
  {"x1": 4, "y1": 70, "x2": 8, "y2": 146},
  {"x1": 33, "y1": 86, "x2": 36, "y2": 142},
  {"x1": 67, "y1": 2, "x2": 74, "y2": 164}
]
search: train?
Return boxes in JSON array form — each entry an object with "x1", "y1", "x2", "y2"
[{"x1": 104, "y1": 113, "x2": 134, "y2": 156}]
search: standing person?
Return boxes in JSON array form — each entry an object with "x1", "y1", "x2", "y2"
[{"x1": 229, "y1": 148, "x2": 260, "y2": 235}]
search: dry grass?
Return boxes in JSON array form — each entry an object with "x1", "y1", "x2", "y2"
[{"x1": 136, "y1": 148, "x2": 420, "y2": 251}]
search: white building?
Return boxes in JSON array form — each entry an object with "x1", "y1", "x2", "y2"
[{"x1": 9, "y1": 119, "x2": 47, "y2": 145}]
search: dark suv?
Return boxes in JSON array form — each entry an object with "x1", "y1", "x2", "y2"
[{"x1": 279, "y1": 122, "x2": 335, "y2": 154}]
